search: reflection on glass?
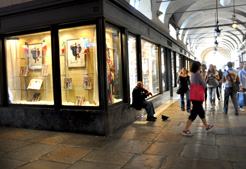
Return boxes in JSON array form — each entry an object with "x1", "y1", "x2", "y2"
[
  {"x1": 59, "y1": 25, "x2": 99, "y2": 106},
  {"x1": 161, "y1": 48, "x2": 165, "y2": 91},
  {"x1": 171, "y1": 52, "x2": 175, "y2": 87},
  {"x1": 5, "y1": 31, "x2": 54, "y2": 105},
  {"x1": 128, "y1": 35, "x2": 137, "y2": 103},
  {"x1": 141, "y1": 40, "x2": 159, "y2": 95},
  {"x1": 106, "y1": 25, "x2": 123, "y2": 104},
  {"x1": 176, "y1": 54, "x2": 180, "y2": 84}
]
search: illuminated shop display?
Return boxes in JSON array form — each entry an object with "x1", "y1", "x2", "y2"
[{"x1": 141, "y1": 40, "x2": 159, "y2": 95}]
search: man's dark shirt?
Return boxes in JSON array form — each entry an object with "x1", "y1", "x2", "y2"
[{"x1": 132, "y1": 86, "x2": 148, "y2": 110}]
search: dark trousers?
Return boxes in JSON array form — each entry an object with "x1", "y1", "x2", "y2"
[
  {"x1": 180, "y1": 90, "x2": 190, "y2": 110},
  {"x1": 223, "y1": 87, "x2": 238, "y2": 114},
  {"x1": 216, "y1": 86, "x2": 220, "y2": 100},
  {"x1": 188, "y1": 101, "x2": 205, "y2": 121},
  {"x1": 143, "y1": 101, "x2": 155, "y2": 118}
]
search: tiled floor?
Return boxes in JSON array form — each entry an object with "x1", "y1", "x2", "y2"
[{"x1": 0, "y1": 98, "x2": 246, "y2": 169}]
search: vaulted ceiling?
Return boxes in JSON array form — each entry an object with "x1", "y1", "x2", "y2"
[{"x1": 157, "y1": 0, "x2": 246, "y2": 61}]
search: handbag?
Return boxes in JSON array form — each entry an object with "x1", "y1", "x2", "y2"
[
  {"x1": 176, "y1": 87, "x2": 181, "y2": 94},
  {"x1": 189, "y1": 73, "x2": 205, "y2": 101},
  {"x1": 227, "y1": 71, "x2": 239, "y2": 91},
  {"x1": 238, "y1": 92, "x2": 246, "y2": 106}
]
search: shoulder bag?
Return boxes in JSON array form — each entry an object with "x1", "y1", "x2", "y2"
[
  {"x1": 227, "y1": 71, "x2": 239, "y2": 91},
  {"x1": 189, "y1": 73, "x2": 205, "y2": 101}
]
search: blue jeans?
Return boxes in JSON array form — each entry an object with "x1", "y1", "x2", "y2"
[
  {"x1": 224, "y1": 87, "x2": 238, "y2": 114},
  {"x1": 180, "y1": 90, "x2": 190, "y2": 110},
  {"x1": 208, "y1": 87, "x2": 216, "y2": 105},
  {"x1": 143, "y1": 101, "x2": 155, "y2": 117}
]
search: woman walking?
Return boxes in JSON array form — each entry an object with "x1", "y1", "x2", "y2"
[
  {"x1": 178, "y1": 68, "x2": 190, "y2": 112},
  {"x1": 207, "y1": 64, "x2": 219, "y2": 109},
  {"x1": 182, "y1": 61, "x2": 213, "y2": 136}
]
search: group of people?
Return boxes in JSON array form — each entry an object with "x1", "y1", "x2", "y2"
[{"x1": 132, "y1": 60, "x2": 243, "y2": 136}]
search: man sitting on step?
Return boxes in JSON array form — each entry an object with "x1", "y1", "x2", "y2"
[{"x1": 132, "y1": 81, "x2": 156, "y2": 121}]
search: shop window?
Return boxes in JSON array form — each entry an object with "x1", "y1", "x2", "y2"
[
  {"x1": 59, "y1": 25, "x2": 99, "y2": 106},
  {"x1": 128, "y1": 35, "x2": 137, "y2": 103},
  {"x1": 171, "y1": 52, "x2": 175, "y2": 87},
  {"x1": 161, "y1": 47, "x2": 166, "y2": 91},
  {"x1": 5, "y1": 31, "x2": 54, "y2": 105},
  {"x1": 106, "y1": 25, "x2": 123, "y2": 104},
  {"x1": 176, "y1": 54, "x2": 180, "y2": 83},
  {"x1": 141, "y1": 40, "x2": 159, "y2": 95}
]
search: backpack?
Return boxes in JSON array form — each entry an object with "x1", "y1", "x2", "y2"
[{"x1": 207, "y1": 74, "x2": 219, "y2": 87}]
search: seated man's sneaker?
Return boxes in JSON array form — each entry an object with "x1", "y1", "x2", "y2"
[{"x1": 146, "y1": 116, "x2": 156, "y2": 121}]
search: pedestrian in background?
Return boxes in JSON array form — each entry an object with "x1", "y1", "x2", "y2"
[
  {"x1": 222, "y1": 62, "x2": 240, "y2": 115},
  {"x1": 207, "y1": 64, "x2": 219, "y2": 109},
  {"x1": 238, "y1": 61, "x2": 246, "y2": 111},
  {"x1": 178, "y1": 68, "x2": 190, "y2": 112}
]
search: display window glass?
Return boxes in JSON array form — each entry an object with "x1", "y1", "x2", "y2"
[
  {"x1": 171, "y1": 52, "x2": 175, "y2": 87},
  {"x1": 161, "y1": 47, "x2": 166, "y2": 91},
  {"x1": 59, "y1": 25, "x2": 99, "y2": 106},
  {"x1": 5, "y1": 31, "x2": 54, "y2": 105},
  {"x1": 106, "y1": 25, "x2": 123, "y2": 104},
  {"x1": 141, "y1": 39, "x2": 159, "y2": 95},
  {"x1": 176, "y1": 53, "x2": 180, "y2": 82},
  {"x1": 128, "y1": 35, "x2": 137, "y2": 103}
]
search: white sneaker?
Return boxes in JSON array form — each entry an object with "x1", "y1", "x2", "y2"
[{"x1": 240, "y1": 108, "x2": 244, "y2": 111}]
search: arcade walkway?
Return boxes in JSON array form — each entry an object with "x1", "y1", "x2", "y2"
[{"x1": 0, "y1": 98, "x2": 246, "y2": 169}]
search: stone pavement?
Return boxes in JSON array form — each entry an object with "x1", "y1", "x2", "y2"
[{"x1": 0, "y1": 99, "x2": 246, "y2": 169}]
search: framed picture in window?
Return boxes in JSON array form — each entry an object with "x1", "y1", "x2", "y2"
[
  {"x1": 67, "y1": 39, "x2": 85, "y2": 68},
  {"x1": 28, "y1": 44, "x2": 42, "y2": 69}
]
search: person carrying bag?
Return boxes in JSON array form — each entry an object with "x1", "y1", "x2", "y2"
[{"x1": 182, "y1": 61, "x2": 213, "y2": 136}]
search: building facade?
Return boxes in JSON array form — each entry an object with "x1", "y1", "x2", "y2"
[{"x1": 0, "y1": 0, "x2": 194, "y2": 135}]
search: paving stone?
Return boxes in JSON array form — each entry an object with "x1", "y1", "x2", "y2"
[
  {"x1": 0, "y1": 139, "x2": 32, "y2": 153},
  {"x1": 101, "y1": 139, "x2": 152, "y2": 154},
  {"x1": 0, "y1": 143, "x2": 57, "y2": 162},
  {"x1": 122, "y1": 154, "x2": 165, "y2": 169},
  {"x1": 125, "y1": 125, "x2": 163, "y2": 134},
  {"x1": 41, "y1": 147, "x2": 91, "y2": 164},
  {"x1": 160, "y1": 157, "x2": 233, "y2": 169},
  {"x1": 82, "y1": 150, "x2": 134, "y2": 166},
  {"x1": 61, "y1": 137, "x2": 109, "y2": 149},
  {"x1": 113, "y1": 131, "x2": 158, "y2": 141},
  {"x1": 0, "y1": 157, "x2": 27, "y2": 169},
  {"x1": 161, "y1": 126, "x2": 184, "y2": 135},
  {"x1": 179, "y1": 133, "x2": 215, "y2": 146},
  {"x1": 0, "y1": 130, "x2": 31, "y2": 140},
  {"x1": 229, "y1": 127, "x2": 246, "y2": 135},
  {"x1": 68, "y1": 161, "x2": 121, "y2": 169},
  {"x1": 181, "y1": 144, "x2": 218, "y2": 160},
  {"x1": 30, "y1": 134, "x2": 70, "y2": 145},
  {"x1": 216, "y1": 135, "x2": 234, "y2": 146},
  {"x1": 209, "y1": 127, "x2": 229, "y2": 135},
  {"x1": 145, "y1": 142, "x2": 184, "y2": 157},
  {"x1": 232, "y1": 162, "x2": 246, "y2": 169},
  {"x1": 154, "y1": 133, "x2": 182, "y2": 143},
  {"x1": 218, "y1": 146, "x2": 246, "y2": 162},
  {"x1": 17, "y1": 160, "x2": 70, "y2": 169}
]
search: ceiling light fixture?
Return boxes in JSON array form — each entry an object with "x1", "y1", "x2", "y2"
[
  {"x1": 232, "y1": 0, "x2": 237, "y2": 29},
  {"x1": 220, "y1": 0, "x2": 231, "y2": 6},
  {"x1": 214, "y1": 40, "x2": 219, "y2": 47},
  {"x1": 214, "y1": 0, "x2": 221, "y2": 37}
]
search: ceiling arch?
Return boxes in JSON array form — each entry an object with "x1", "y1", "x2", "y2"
[{"x1": 156, "y1": 0, "x2": 246, "y2": 60}]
